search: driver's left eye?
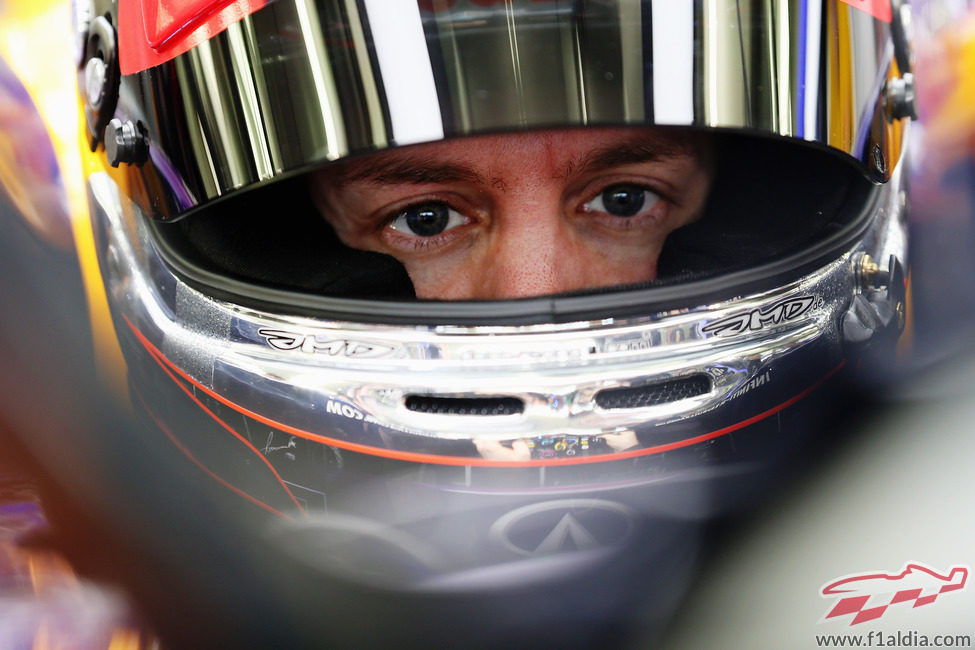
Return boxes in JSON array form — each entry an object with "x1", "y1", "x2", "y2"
[
  {"x1": 584, "y1": 184, "x2": 659, "y2": 217},
  {"x1": 388, "y1": 202, "x2": 466, "y2": 237}
]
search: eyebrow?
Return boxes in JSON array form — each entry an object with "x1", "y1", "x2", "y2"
[
  {"x1": 567, "y1": 135, "x2": 692, "y2": 178},
  {"x1": 330, "y1": 154, "x2": 487, "y2": 186},
  {"x1": 328, "y1": 131, "x2": 697, "y2": 186}
]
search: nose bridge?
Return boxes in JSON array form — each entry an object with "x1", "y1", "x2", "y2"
[{"x1": 481, "y1": 200, "x2": 579, "y2": 298}]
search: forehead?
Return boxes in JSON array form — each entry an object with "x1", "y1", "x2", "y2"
[{"x1": 324, "y1": 127, "x2": 705, "y2": 185}]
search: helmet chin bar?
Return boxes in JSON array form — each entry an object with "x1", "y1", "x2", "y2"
[{"x1": 87, "y1": 147, "x2": 908, "y2": 467}]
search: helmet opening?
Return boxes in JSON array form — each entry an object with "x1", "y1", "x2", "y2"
[{"x1": 149, "y1": 131, "x2": 875, "y2": 323}]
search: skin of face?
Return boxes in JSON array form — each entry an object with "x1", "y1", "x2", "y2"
[{"x1": 310, "y1": 127, "x2": 713, "y2": 300}]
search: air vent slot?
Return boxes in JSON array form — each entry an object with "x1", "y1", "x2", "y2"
[
  {"x1": 595, "y1": 374, "x2": 711, "y2": 410},
  {"x1": 405, "y1": 395, "x2": 525, "y2": 416}
]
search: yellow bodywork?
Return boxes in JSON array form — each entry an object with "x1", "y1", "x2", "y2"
[{"x1": 0, "y1": 0, "x2": 128, "y2": 396}]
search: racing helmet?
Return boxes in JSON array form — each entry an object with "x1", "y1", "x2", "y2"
[{"x1": 74, "y1": 0, "x2": 913, "y2": 641}]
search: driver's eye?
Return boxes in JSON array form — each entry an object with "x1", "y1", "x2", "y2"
[
  {"x1": 388, "y1": 203, "x2": 466, "y2": 237},
  {"x1": 584, "y1": 184, "x2": 660, "y2": 217}
]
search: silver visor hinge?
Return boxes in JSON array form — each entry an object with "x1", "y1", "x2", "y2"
[
  {"x1": 842, "y1": 253, "x2": 907, "y2": 345},
  {"x1": 887, "y1": 0, "x2": 917, "y2": 121}
]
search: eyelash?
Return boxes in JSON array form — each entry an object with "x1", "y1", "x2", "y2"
[
  {"x1": 580, "y1": 184, "x2": 666, "y2": 224},
  {"x1": 382, "y1": 201, "x2": 471, "y2": 250}
]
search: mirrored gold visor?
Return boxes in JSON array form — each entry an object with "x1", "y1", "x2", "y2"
[{"x1": 119, "y1": 0, "x2": 903, "y2": 221}]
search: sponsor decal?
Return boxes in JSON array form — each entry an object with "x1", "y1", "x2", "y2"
[
  {"x1": 603, "y1": 336, "x2": 656, "y2": 354},
  {"x1": 702, "y1": 295, "x2": 819, "y2": 337},
  {"x1": 323, "y1": 398, "x2": 397, "y2": 429},
  {"x1": 820, "y1": 562, "x2": 969, "y2": 626},
  {"x1": 490, "y1": 499, "x2": 636, "y2": 557},
  {"x1": 729, "y1": 369, "x2": 772, "y2": 400},
  {"x1": 258, "y1": 328, "x2": 395, "y2": 359},
  {"x1": 325, "y1": 399, "x2": 366, "y2": 422}
]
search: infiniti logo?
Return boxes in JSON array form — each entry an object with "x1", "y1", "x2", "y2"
[{"x1": 490, "y1": 499, "x2": 637, "y2": 557}]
